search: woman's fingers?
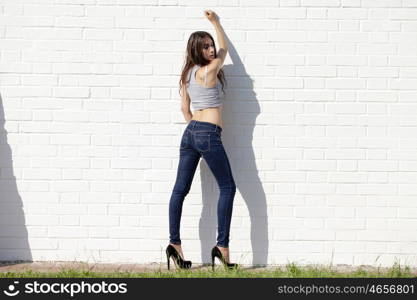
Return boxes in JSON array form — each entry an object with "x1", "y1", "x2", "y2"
[{"x1": 204, "y1": 9, "x2": 217, "y2": 22}]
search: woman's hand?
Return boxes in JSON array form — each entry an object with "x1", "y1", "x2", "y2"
[{"x1": 204, "y1": 9, "x2": 219, "y2": 24}]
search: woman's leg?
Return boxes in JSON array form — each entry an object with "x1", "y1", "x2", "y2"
[
  {"x1": 200, "y1": 133, "x2": 236, "y2": 248},
  {"x1": 168, "y1": 145, "x2": 201, "y2": 245}
]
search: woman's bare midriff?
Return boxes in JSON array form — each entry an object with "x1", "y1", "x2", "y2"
[{"x1": 191, "y1": 106, "x2": 223, "y2": 128}]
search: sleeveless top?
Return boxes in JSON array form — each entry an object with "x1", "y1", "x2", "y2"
[{"x1": 186, "y1": 65, "x2": 224, "y2": 111}]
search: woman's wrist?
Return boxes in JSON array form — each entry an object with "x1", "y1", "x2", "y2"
[{"x1": 211, "y1": 20, "x2": 220, "y2": 27}]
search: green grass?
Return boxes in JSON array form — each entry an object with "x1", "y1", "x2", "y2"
[{"x1": 0, "y1": 262, "x2": 415, "y2": 278}]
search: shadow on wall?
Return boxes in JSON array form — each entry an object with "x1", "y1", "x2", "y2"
[
  {"x1": 0, "y1": 95, "x2": 33, "y2": 264},
  {"x1": 198, "y1": 36, "x2": 269, "y2": 266}
]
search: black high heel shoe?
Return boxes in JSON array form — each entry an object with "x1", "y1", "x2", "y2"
[
  {"x1": 166, "y1": 244, "x2": 192, "y2": 270},
  {"x1": 211, "y1": 245, "x2": 239, "y2": 271}
]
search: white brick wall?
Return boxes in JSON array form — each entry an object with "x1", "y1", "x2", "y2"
[{"x1": 1, "y1": 1, "x2": 416, "y2": 267}]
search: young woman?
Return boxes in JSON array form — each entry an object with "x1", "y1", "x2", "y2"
[{"x1": 166, "y1": 10, "x2": 238, "y2": 271}]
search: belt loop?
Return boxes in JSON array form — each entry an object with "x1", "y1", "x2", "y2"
[{"x1": 191, "y1": 120, "x2": 196, "y2": 130}]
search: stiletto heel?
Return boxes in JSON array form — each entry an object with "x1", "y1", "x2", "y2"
[
  {"x1": 211, "y1": 245, "x2": 239, "y2": 270},
  {"x1": 166, "y1": 244, "x2": 192, "y2": 270}
]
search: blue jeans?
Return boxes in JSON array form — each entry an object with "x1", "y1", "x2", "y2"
[{"x1": 169, "y1": 120, "x2": 236, "y2": 248}]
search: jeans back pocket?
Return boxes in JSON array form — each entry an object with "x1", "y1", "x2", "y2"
[
  {"x1": 210, "y1": 132, "x2": 222, "y2": 148},
  {"x1": 194, "y1": 132, "x2": 210, "y2": 152}
]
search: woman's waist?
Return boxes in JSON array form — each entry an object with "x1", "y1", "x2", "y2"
[
  {"x1": 191, "y1": 108, "x2": 222, "y2": 127},
  {"x1": 187, "y1": 119, "x2": 223, "y2": 133},
  {"x1": 193, "y1": 106, "x2": 223, "y2": 119}
]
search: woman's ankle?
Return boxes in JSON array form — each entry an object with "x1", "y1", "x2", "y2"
[{"x1": 217, "y1": 245, "x2": 229, "y2": 249}]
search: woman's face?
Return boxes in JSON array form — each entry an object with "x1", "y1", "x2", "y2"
[{"x1": 202, "y1": 37, "x2": 215, "y2": 61}]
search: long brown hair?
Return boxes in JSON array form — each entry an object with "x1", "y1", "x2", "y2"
[{"x1": 179, "y1": 31, "x2": 227, "y2": 99}]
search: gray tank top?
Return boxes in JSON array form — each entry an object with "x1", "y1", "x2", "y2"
[{"x1": 186, "y1": 65, "x2": 223, "y2": 111}]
